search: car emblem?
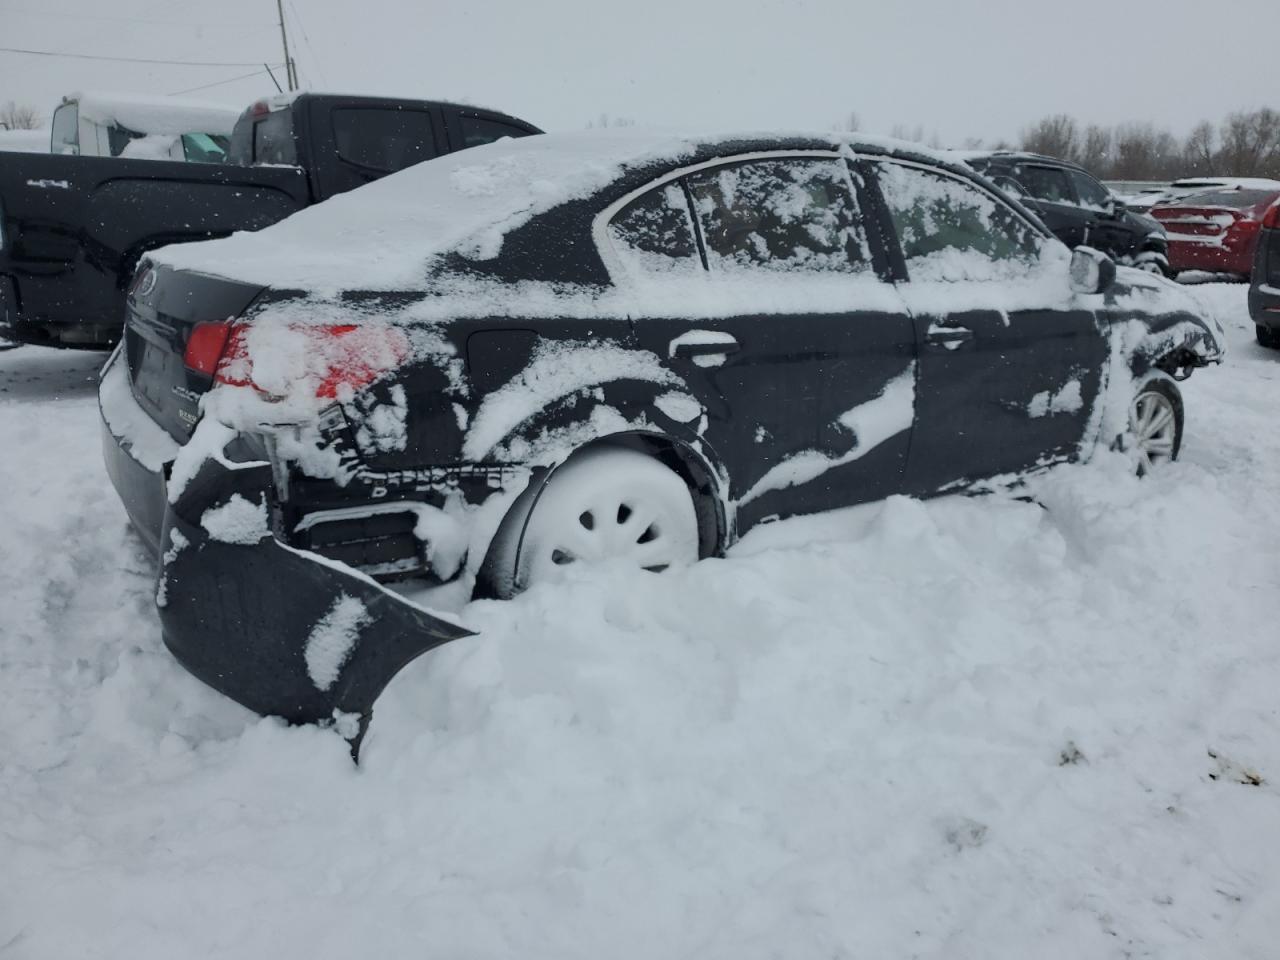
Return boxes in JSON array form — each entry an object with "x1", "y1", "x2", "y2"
[{"x1": 134, "y1": 268, "x2": 158, "y2": 298}]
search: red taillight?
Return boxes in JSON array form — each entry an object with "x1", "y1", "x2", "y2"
[
  {"x1": 185, "y1": 321, "x2": 408, "y2": 399},
  {"x1": 183, "y1": 320, "x2": 236, "y2": 377},
  {"x1": 1263, "y1": 201, "x2": 1280, "y2": 229},
  {"x1": 306, "y1": 324, "x2": 409, "y2": 399}
]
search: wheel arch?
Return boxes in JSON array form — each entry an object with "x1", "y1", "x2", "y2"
[{"x1": 472, "y1": 429, "x2": 732, "y2": 599}]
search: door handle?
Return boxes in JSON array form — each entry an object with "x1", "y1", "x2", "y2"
[
  {"x1": 669, "y1": 331, "x2": 740, "y2": 366},
  {"x1": 924, "y1": 323, "x2": 974, "y2": 350}
]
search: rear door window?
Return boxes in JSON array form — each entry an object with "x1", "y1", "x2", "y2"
[
  {"x1": 874, "y1": 162, "x2": 1046, "y2": 281},
  {"x1": 683, "y1": 157, "x2": 871, "y2": 274},
  {"x1": 459, "y1": 115, "x2": 532, "y2": 148},
  {"x1": 253, "y1": 110, "x2": 297, "y2": 165},
  {"x1": 332, "y1": 108, "x2": 437, "y2": 173},
  {"x1": 1016, "y1": 165, "x2": 1074, "y2": 204},
  {"x1": 607, "y1": 182, "x2": 701, "y2": 276}
]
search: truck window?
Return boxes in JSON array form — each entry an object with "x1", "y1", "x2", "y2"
[
  {"x1": 332, "y1": 108, "x2": 436, "y2": 173},
  {"x1": 459, "y1": 115, "x2": 531, "y2": 148},
  {"x1": 51, "y1": 102, "x2": 79, "y2": 155},
  {"x1": 181, "y1": 133, "x2": 229, "y2": 164},
  {"x1": 253, "y1": 111, "x2": 297, "y2": 165}
]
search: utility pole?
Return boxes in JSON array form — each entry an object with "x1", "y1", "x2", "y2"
[{"x1": 275, "y1": 0, "x2": 297, "y2": 91}]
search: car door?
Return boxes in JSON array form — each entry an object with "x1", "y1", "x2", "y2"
[
  {"x1": 603, "y1": 153, "x2": 917, "y2": 530},
  {"x1": 1067, "y1": 168, "x2": 1133, "y2": 259},
  {"x1": 1015, "y1": 162, "x2": 1091, "y2": 249},
  {"x1": 865, "y1": 158, "x2": 1108, "y2": 496}
]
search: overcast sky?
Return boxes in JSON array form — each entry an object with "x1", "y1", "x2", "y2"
[{"x1": 3, "y1": 0, "x2": 1277, "y2": 145}]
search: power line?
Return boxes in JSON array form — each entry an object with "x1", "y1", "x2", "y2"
[
  {"x1": 8, "y1": 8, "x2": 276, "y2": 29},
  {"x1": 0, "y1": 46, "x2": 271, "y2": 67},
  {"x1": 286, "y1": 0, "x2": 327, "y2": 89},
  {"x1": 167, "y1": 68, "x2": 281, "y2": 96}
]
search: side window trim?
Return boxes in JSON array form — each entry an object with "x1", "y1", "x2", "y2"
[{"x1": 593, "y1": 149, "x2": 852, "y2": 285}]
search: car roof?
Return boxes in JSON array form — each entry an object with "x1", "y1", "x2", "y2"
[
  {"x1": 951, "y1": 149, "x2": 1087, "y2": 173},
  {"x1": 150, "y1": 128, "x2": 973, "y2": 294}
]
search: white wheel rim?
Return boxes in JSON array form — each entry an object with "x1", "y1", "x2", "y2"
[
  {"x1": 1130, "y1": 392, "x2": 1177, "y2": 473},
  {"x1": 1137, "y1": 261, "x2": 1163, "y2": 275},
  {"x1": 518, "y1": 451, "x2": 699, "y2": 588}
]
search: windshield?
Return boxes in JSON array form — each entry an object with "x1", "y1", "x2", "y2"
[{"x1": 1172, "y1": 189, "x2": 1278, "y2": 210}]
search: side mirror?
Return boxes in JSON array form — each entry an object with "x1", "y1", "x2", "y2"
[
  {"x1": 1103, "y1": 197, "x2": 1125, "y2": 218},
  {"x1": 1069, "y1": 246, "x2": 1116, "y2": 294}
]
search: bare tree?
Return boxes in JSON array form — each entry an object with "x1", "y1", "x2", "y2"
[
  {"x1": 833, "y1": 111, "x2": 860, "y2": 133},
  {"x1": 1020, "y1": 114, "x2": 1079, "y2": 162},
  {"x1": 0, "y1": 101, "x2": 40, "y2": 130},
  {"x1": 1078, "y1": 124, "x2": 1112, "y2": 172},
  {"x1": 585, "y1": 114, "x2": 635, "y2": 129},
  {"x1": 1182, "y1": 121, "x2": 1216, "y2": 175},
  {"x1": 1217, "y1": 108, "x2": 1280, "y2": 177}
]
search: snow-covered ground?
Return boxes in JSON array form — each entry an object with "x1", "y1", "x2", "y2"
[{"x1": 2, "y1": 284, "x2": 1278, "y2": 959}]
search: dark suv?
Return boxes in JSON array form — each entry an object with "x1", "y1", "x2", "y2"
[{"x1": 962, "y1": 152, "x2": 1170, "y2": 276}]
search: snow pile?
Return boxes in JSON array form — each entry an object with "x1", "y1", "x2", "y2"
[
  {"x1": 304, "y1": 595, "x2": 373, "y2": 691},
  {"x1": 71, "y1": 91, "x2": 238, "y2": 136},
  {"x1": 119, "y1": 134, "x2": 178, "y2": 161},
  {"x1": 1, "y1": 285, "x2": 1279, "y2": 958},
  {"x1": 200, "y1": 494, "x2": 269, "y2": 545},
  {"x1": 0, "y1": 127, "x2": 49, "y2": 154}
]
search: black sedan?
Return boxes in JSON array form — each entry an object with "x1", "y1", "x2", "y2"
[{"x1": 100, "y1": 131, "x2": 1224, "y2": 748}]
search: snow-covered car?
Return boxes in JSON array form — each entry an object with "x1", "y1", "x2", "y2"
[{"x1": 99, "y1": 131, "x2": 1224, "y2": 748}]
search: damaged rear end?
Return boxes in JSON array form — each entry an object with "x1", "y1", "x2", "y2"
[{"x1": 100, "y1": 262, "x2": 480, "y2": 751}]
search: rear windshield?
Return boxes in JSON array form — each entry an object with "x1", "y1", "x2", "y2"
[
  {"x1": 253, "y1": 110, "x2": 296, "y2": 165},
  {"x1": 1174, "y1": 189, "x2": 1278, "y2": 210}
]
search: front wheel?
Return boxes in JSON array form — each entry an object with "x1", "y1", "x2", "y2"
[
  {"x1": 1127, "y1": 378, "x2": 1184, "y2": 474},
  {"x1": 1257, "y1": 324, "x2": 1280, "y2": 350}
]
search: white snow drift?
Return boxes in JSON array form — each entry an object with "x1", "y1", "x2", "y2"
[{"x1": 1, "y1": 284, "x2": 1278, "y2": 959}]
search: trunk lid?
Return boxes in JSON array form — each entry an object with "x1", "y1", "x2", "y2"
[{"x1": 125, "y1": 262, "x2": 266, "y2": 441}]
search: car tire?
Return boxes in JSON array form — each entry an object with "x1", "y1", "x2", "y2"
[
  {"x1": 1126, "y1": 377, "x2": 1184, "y2": 475},
  {"x1": 1133, "y1": 250, "x2": 1172, "y2": 278},
  {"x1": 1256, "y1": 324, "x2": 1280, "y2": 349},
  {"x1": 489, "y1": 445, "x2": 700, "y2": 596}
]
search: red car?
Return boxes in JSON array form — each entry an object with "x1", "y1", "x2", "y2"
[{"x1": 1152, "y1": 185, "x2": 1280, "y2": 278}]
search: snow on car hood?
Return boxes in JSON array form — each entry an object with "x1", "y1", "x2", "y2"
[{"x1": 147, "y1": 129, "x2": 952, "y2": 297}]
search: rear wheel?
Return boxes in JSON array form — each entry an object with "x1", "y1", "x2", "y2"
[
  {"x1": 1128, "y1": 378, "x2": 1183, "y2": 474},
  {"x1": 493, "y1": 446, "x2": 700, "y2": 595},
  {"x1": 1256, "y1": 324, "x2": 1280, "y2": 349},
  {"x1": 1133, "y1": 250, "x2": 1172, "y2": 278}
]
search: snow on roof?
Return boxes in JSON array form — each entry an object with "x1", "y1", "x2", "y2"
[
  {"x1": 1170, "y1": 177, "x2": 1280, "y2": 190},
  {"x1": 0, "y1": 128, "x2": 49, "y2": 154},
  {"x1": 70, "y1": 91, "x2": 239, "y2": 137},
  {"x1": 150, "y1": 128, "x2": 944, "y2": 294}
]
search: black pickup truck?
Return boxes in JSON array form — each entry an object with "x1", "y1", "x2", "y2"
[{"x1": 0, "y1": 93, "x2": 540, "y2": 347}]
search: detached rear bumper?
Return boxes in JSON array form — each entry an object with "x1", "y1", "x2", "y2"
[{"x1": 99, "y1": 347, "x2": 474, "y2": 751}]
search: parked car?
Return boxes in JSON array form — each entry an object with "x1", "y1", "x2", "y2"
[
  {"x1": 100, "y1": 131, "x2": 1224, "y2": 748},
  {"x1": 961, "y1": 151, "x2": 1171, "y2": 275},
  {"x1": 1150, "y1": 185, "x2": 1280, "y2": 279},
  {"x1": 1, "y1": 92, "x2": 540, "y2": 346},
  {"x1": 49, "y1": 91, "x2": 240, "y2": 162},
  {"x1": 1248, "y1": 198, "x2": 1280, "y2": 347}
]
